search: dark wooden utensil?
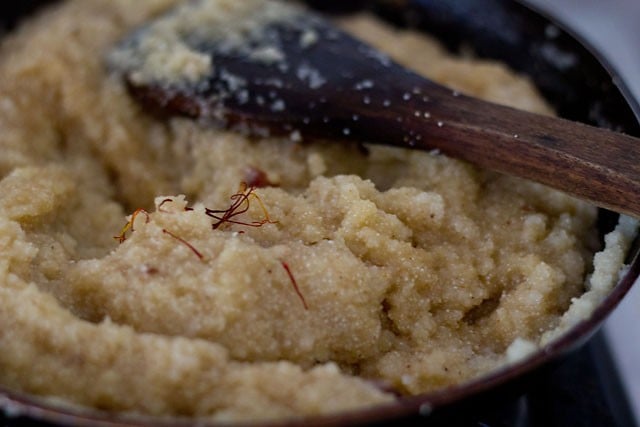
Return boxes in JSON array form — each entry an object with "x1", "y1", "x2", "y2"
[{"x1": 114, "y1": 0, "x2": 640, "y2": 217}]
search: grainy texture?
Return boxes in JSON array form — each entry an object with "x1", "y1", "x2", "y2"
[{"x1": 0, "y1": 0, "x2": 635, "y2": 422}]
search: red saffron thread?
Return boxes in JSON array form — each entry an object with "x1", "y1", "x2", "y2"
[
  {"x1": 205, "y1": 183, "x2": 277, "y2": 230},
  {"x1": 157, "y1": 198, "x2": 175, "y2": 213},
  {"x1": 162, "y1": 229, "x2": 204, "y2": 260},
  {"x1": 114, "y1": 208, "x2": 150, "y2": 243},
  {"x1": 281, "y1": 261, "x2": 308, "y2": 310},
  {"x1": 159, "y1": 198, "x2": 194, "y2": 213}
]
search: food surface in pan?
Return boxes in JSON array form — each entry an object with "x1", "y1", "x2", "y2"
[{"x1": 0, "y1": 0, "x2": 636, "y2": 422}]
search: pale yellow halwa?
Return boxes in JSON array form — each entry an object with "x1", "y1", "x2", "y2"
[{"x1": 0, "y1": 0, "x2": 636, "y2": 423}]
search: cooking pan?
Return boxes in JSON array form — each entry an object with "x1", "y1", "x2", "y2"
[{"x1": 1, "y1": 0, "x2": 639, "y2": 425}]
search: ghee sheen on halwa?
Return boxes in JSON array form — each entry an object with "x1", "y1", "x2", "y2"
[{"x1": 0, "y1": 0, "x2": 636, "y2": 422}]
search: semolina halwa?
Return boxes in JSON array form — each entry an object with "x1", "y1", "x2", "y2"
[{"x1": 0, "y1": 0, "x2": 637, "y2": 423}]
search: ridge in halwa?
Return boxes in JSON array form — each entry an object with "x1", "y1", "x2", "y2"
[{"x1": 0, "y1": 0, "x2": 637, "y2": 423}]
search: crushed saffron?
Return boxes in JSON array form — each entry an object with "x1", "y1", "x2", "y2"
[{"x1": 244, "y1": 166, "x2": 274, "y2": 188}]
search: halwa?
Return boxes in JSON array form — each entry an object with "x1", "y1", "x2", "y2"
[{"x1": 0, "y1": 0, "x2": 637, "y2": 423}]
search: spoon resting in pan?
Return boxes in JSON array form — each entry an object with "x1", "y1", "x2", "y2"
[{"x1": 110, "y1": 0, "x2": 640, "y2": 217}]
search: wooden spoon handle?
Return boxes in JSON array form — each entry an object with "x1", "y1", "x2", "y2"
[
  {"x1": 351, "y1": 76, "x2": 640, "y2": 217},
  {"x1": 116, "y1": 1, "x2": 640, "y2": 218}
]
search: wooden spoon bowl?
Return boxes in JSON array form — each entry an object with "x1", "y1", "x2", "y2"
[{"x1": 113, "y1": 0, "x2": 640, "y2": 217}]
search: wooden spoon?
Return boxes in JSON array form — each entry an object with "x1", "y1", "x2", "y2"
[{"x1": 111, "y1": 0, "x2": 640, "y2": 217}]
